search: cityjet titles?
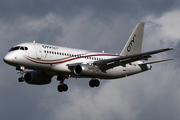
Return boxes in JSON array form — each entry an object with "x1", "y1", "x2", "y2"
[
  {"x1": 42, "y1": 45, "x2": 58, "y2": 50},
  {"x1": 127, "y1": 37, "x2": 135, "y2": 52}
]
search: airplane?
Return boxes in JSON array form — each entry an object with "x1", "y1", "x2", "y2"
[{"x1": 3, "y1": 22, "x2": 173, "y2": 92}]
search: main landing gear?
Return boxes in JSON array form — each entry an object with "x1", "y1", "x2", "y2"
[
  {"x1": 56, "y1": 77, "x2": 100, "y2": 92},
  {"x1": 89, "y1": 79, "x2": 100, "y2": 88},
  {"x1": 57, "y1": 76, "x2": 68, "y2": 92},
  {"x1": 16, "y1": 66, "x2": 25, "y2": 82}
]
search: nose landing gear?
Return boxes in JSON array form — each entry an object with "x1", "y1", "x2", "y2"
[{"x1": 16, "y1": 66, "x2": 25, "y2": 82}]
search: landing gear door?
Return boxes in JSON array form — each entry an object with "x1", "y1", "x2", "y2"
[{"x1": 34, "y1": 44, "x2": 42, "y2": 59}]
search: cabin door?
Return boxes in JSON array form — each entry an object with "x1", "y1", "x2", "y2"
[{"x1": 34, "y1": 44, "x2": 42, "y2": 59}]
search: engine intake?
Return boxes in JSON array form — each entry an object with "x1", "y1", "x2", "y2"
[
  {"x1": 24, "y1": 71, "x2": 52, "y2": 85},
  {"x1": 74, "y1": 64, "x2": 102, "y2": 77}
]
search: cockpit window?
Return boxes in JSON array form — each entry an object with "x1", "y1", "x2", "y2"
[
  {"x1": 9, "y1": 46, "x2": 28, "y2": 52},
  {"x1": 20, "y1": 46, "x2": 24, "y2": 50},
  {"x1": 9, "y1": 46, "x2": 20, "y2": 52}
]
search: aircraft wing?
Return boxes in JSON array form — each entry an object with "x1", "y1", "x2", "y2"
[{"x1": 93, "y1": 48, "x2": 173, "y2": 70}]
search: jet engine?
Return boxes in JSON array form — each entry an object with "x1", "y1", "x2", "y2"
[
  {"x1": 24, "y1": 71, "x2": 52, "y2": 85},
  {"x1": 74, "y1": 64, "x2": 102, "y2": 77}
]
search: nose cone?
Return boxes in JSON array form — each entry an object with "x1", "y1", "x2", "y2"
[{"x1": 3, "y1": 53, "x2": 14, "y2": 65}]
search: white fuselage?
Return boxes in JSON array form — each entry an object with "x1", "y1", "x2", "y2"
[{"x1": 4, "y1": 42, "x2": 151, "y2": 79}]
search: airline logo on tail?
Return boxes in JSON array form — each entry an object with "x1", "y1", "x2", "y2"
[{"x1": 127, "y1": 34, "x2": 136, "y2": 52}]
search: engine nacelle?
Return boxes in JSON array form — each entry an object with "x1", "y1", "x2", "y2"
[
  {"x1": 24, "y1": 71, "x2": 52, "y2": 85},
  {"x1": 74, "y1": 64, "x2": 102, "y2": 77}
]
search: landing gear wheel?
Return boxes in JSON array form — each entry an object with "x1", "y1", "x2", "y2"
[
  {"x1": 57, "y1": 84, "x2": 68, "y2": 92},
  {"x1": 18, "y1": 77, "x2": 24, "y2": 82},
  {"x1": 57, "y1": 85, "x2": 63, "y2": 92},
  {"x1": 89, "y1": 79, "x2": 100, "y2": 88},
  {"x1": 89, "y1": 80, "x2": 95, "y2": 88},
  {"x1": 94, "y1": 79, "x2": 100, "y2": 87},
  {"x1": 62, "y1": 84, "x2": 68, "y2": 92}
]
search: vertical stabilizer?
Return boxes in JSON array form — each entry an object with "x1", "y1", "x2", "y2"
[{"x1": 120, "y1": 22, "x2": 145, "y2": 56}]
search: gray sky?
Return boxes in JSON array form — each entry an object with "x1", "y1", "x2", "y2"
[{"x1": 1, "y1": 0, "x2": 180, "y2": 120}]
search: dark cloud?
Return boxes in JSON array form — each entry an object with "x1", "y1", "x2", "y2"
[
  {"x1": 0, "y1": 0, "x2": 179, "y2": 22},
  {"x1": 168, "y1": 40, "x2": 180, "y2": 68}
]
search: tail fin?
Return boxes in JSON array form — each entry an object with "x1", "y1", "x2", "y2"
[{"x1": 120, "y1": 22, "x2": 145, "y2": 56}]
